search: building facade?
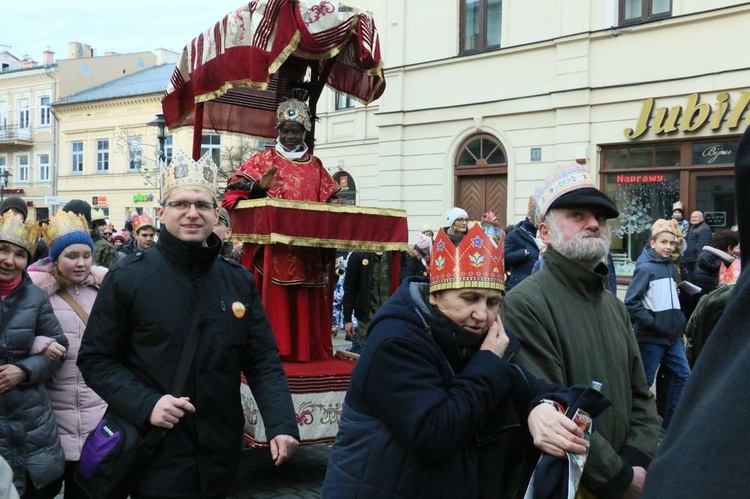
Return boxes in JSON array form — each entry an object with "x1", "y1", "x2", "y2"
[{"x1": 312, "y1": 0, "x2": 748, "y2": 276}]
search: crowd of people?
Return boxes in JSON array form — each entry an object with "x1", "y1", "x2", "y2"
[{"x1": 1, "y1": 97, "x2": 747, "y2": 498}]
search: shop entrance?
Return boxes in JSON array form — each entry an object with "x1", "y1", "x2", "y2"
[
  {"x1": 690, "y1": 171, "x2": 735, "y2": 230},
  {"x1": 454, "y1": 133, "x2": 508, "y2": 226}
]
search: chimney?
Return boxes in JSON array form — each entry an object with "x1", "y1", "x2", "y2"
[
  {"x1": 68, "y1": 42, "x2": 93, "y2": 59},
  {"x1": 43, "y1": 50, "x2": 55, "y2": 66}
]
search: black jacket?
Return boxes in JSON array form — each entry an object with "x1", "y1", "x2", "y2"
[
  {"x1": 683, "y1": 221, "x2": 712, "y2": 265},
  {"x1": 690, "y1": 246, "x2": 735, "y2": 295},
  {"x1": 323, "y1": 278, "x2": 566, "y2": 498},
  {"x1": 78, "y1": 228, "x2": 298, "y2": 498},
  {"x1": 503, "y1": 219, "x2": 539, "y2": 291},
  {"x1": 342, "y1": 251, "x2": 393, "y2": 323}
]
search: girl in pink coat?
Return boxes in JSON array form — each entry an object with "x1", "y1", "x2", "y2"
[{"x1": 29, "y1": 211, "x2": 108, "y2": 499}]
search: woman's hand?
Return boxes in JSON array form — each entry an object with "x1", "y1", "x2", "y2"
[
  {"x1": 0, "y1": 364, "x2": 27, "y2": 394},
  {"x1": 527, "y1": 403, "x2": 589, "y2": 458},
  {"x1": 480, "y1": 317, "x2": 510, "y2": 358},
  {"x1": 42, "y1": 341, "x2": 67, "y2": 360}
]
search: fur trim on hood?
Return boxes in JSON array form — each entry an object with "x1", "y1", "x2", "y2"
[
  {"x1": 701, "y1": 246, "x2": 736, "y2": 265},
  {"x1": 28, "y1": 265, "x2": 108, "y2": 296}
]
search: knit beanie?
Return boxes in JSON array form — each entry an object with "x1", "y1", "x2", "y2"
[
  {"x1": 49, "y1": 232, "x2": 94, "y2": 262},
  {"x1": 445, "y1": 207, "x2": 468, "y2": 227},
  {"x1": 62, "y1": 199, "x2": 92, "y2": 226},
  {"x1": 0, "y1": 196, "x2": 28, "y2": 220}
]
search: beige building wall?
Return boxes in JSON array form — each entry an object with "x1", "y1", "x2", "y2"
[{"x1": 313, "y1": 1, "x2": 750, "y2": 239}]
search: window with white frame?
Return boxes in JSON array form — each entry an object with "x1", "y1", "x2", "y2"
[
  {"x1": 97, "y1": 139, "x2": 109, "y2": 172},
  {"x1": 201, "y1": 134, "x2": 222, "y2": 168},
  {"x1": 335, "y1": 93, "x2": 355, "y2": 110},
  {"x1": 460, "y1": 0, "x2": 502, "y2": 54},
  {"x1": 39, "y1": 97, "x2": 51, "y2": 126},
  {"x1": 164, "y1": 135, "x2": 173, "y2": 166},
  {"x1": 0, "y1": 101, "x2": 7, "y2": 134},
  {"x1": 72, "y1": 141, "x2": 84, "y2": 173},
  {"x1": 129, "y1": 136, "x2": 143, "y2": 171},
  {"x1": 0, "y1": 155, "x2": 6, "y2": 171},
  {"x1": 37, "y1": 153, "x2": 50, "y2": 182},
  {"x1": 17, "y1": 154, "x2": 29, "y2": 183},
  {"x1": 18, "y1": 99, "x2": 29, "y2": 130}
]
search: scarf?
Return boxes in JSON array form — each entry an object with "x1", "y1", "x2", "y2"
[
  {"x1": 0, "y1": 275, "x2": 23, "y2": 300},
  {"x1": 274, "y1": 139, "x2": 309, "y2": 160}
]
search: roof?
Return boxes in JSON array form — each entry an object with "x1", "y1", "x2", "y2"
[{"x1": 54, "y1": 63, "x2": 175, "y2": 105}]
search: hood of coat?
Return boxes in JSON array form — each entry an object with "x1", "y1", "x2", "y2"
[
  {"x1": 28, "y1": 265, "x2": 108, "y2": 296},
  {"x1": 640, "y1": 246, "x2": 672, "y2": 264},
  {"x1": 701, "y1": 245, "x2": 736, "y2": 265}
]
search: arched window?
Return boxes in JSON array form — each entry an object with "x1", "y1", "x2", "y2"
[{"x1": 454, "y1": 134, "x2": 508, "y2": 227}]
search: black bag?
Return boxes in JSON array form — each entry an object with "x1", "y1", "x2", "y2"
[{"x1": 75, "y1": 412, "x2": 163, "y2": 499}]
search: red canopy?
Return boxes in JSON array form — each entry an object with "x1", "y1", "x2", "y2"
[{"x1": 162, "y1": 0, "x2": 385, "y2": 152}]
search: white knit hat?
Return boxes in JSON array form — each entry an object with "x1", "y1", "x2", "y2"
[{"x1": 445, "y1": 207, "x2": 468, "y2": 227}]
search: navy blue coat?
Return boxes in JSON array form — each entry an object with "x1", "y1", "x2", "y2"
[
  {"x1": 322, "y1": 278, "x2": 564, "y2": 499},
  {"x1": 503, "y1": 219, "x2": 539, "y2": 291},
  {"x1": 625, "y1": 247, "x2": 685, "y2": 345}
]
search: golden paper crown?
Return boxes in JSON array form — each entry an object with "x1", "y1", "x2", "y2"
[
  {"x1": 430, "y1": 223, "x2": 505, "y2": 293},
  {"x1": 131, "y1": 213, "x2": 155, "y2": 233},
  {"x1": 91, "y1": 207, "x2": 106, "y2": 223},
  {"x1": 41, "y1": 211, "x2": 89, "y2": 248},
  {"x1": 161, "y1": 150, "x2": 217, "y2": 201},
  {"x1": 0, "y1": 211, "x2": 40, "y2": 256},
  {"x1": 276, "y1": 99, "x2": 312, "y2": 132},
  {"x1": 719, "y1": 259, "x2": 741, "y2": 285},
  {"x1": 651, "y1": 218, "x2": 679, "y2": 238}
]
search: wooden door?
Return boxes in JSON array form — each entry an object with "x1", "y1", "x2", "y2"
[{"x1": 457, "y1": 174, "x2": 507, "y2": 227}]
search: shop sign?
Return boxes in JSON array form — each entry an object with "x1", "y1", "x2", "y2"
[
  {"x1": 624, "y1": 91, "x2": 750, "y2": 140},
  {"x1": 704, "y1": 212, "x2": 726, "y2": 227},
  {"x1": 133, "y1": 193, "x2": 155, "y2": 202},
  {"x1": 615, "y1": 174, "x2": 666, "y2": 183}
]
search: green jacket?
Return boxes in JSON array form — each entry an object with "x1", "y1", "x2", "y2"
[
  {"x1": 92, "y1": 231, "x2": 119, "y2": 269},
  {"x1": 502, "y1": 247, "x2": 660, "y2": 498}
]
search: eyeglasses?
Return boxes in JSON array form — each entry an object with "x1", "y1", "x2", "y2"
[
  {"x1": 102, "y1": 232, "x2": 113, "y2": 236},
  {"x1": 162, "y1": 201, "x2": 217, "y2": 212},
  {"x1": 454, "y1": 218, "x2": 469, "y2": 223}
]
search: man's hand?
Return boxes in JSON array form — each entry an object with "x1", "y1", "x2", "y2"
[
  {"x1": 270, "y1": 434, "x2": 299, "y2": 466},
  {"x1": 344, "y1": 322, "x2": 355, "y2": 340},
  {"x1": 480, "y1": 317, "x2": 510, "y2": 358},
  {"x1": 42, "y1": 341, "x2": 67, "y2": 360},
  {"x1": 149, "y1": 395, "x2": 196, "y2": 429},
  {"x1": 258, "y1": 166, "x2": 283, "y2": 190},
  {"x1": 623, "y1": 466, "x2": 646, "y2": 499},
  {"x1": 527, "y1": 403, "x2": 589, "y2": 458},
  {"x1": 0, "y1": 364, "x2": 27, "y2": 394}
]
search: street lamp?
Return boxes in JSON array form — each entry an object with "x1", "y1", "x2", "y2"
[
  {"x1": 0, "y1": 169, "x2": 12, "y2": 203},
  {"x1": 143, "y1": 114, "x2": 166, "y2": 189}
]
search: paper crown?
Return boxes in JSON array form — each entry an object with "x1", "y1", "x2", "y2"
[
  {"x1": 420, "y1": 222, "x2": 433, "y2": 233},
  {"x1": 277, "y1": 99, "x2": 312, "y2": 132},
  {"x1": 91, "y1": 207, "x2": 106, "y2": 223},
  {"x1": 672, "y1": 201, "x2": 684, "y2": 212},
  {"x1": 651, "y1": 218, "x2": 680, "y2": 238},
  {"x1": 161, "y1": 150, "x2": 217, "y2": 201},
  {"x1": 430, "y1": 223, "x2": 505, "y2": 293},
  {"x1": 534, "y1": 163, "x2": 597, "y2": 223},
  {"x1": 41, "y1": 211, "x2": 89, "y2": 248},
  {"x1": 719, "y1": 259, "x2": 741, "y2": 285},
  {"x1": 131, "y1": 213, "x2": 155, "y2": 233},
  {"x1": 0, "y1": 211, "x2": 40, "y2": 257}
]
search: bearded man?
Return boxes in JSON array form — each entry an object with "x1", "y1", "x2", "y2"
[{"x1": 501, "y1": 164, "x2": 660, "y2": 499}]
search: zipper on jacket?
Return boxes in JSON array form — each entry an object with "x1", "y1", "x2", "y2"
[{"x1": 220, "y1": 300, "x2": 226, "y2": 311}]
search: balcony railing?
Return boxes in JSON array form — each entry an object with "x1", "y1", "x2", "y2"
[{"x1": 0, "y1": 125, "x2": 33, "y2": 144}]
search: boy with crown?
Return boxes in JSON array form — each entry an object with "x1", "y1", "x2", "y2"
[
  {"x1": 222, "y1": 98, "x2": 340, "y2": 362},
  {"x1": 78, "y1": 150, "x2": 299, "y2": 498},
  {"x1": 323, "y1": 223, "x2": 600, "y2": 498}
]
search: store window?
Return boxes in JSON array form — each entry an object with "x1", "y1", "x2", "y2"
[
  {"x1": 619, "y1": 0, "x2": 671, "y2": 25},
  {"x1": 460, "y1": 0, "x2": 502, "y2": 54},
  {"x1": 601, "y1": 138, "x2": 736, "y2": 277}
]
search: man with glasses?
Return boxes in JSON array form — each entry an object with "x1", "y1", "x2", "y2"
[{"x1": 78, "y1": 150, "x2": 299, "y2": 499}]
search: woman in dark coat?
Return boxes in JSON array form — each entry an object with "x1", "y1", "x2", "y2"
[
  {"x1": 322, "y1": 224, "x2": 589, "y2": 498},
  {"x1": 689, "y1": 229, "x2": 739, "y2": 295},
  {"x1": 0, "y1": 212, "x2": 68, "y2": 497},
  {"x1": 504, "y1": 216, "x2": 540, "y2": 291}
]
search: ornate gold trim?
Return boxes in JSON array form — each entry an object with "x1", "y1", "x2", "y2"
[
  {"x1": 234, "y1": 198, "x2": 406, "y2": 217},
  {"x1": 235, "y1": 234, "x2": 409, "y2": 252}
]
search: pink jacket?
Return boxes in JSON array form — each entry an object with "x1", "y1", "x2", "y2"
[{"x1": 29, "y1": 266, "x2": 109, "y2": 461}]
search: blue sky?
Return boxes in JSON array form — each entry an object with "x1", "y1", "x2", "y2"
[{"x1": 2, "y1": 0, "x2": 244, "y2": 61}]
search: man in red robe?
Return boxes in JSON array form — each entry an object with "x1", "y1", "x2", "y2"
[{"x1": 223, "y1": 99, "x2": 340, "y2": 362}]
